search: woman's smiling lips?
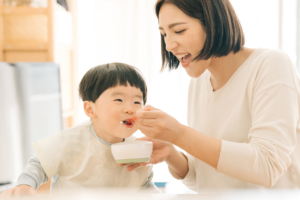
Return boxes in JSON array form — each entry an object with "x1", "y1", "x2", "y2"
[
  {"x1": 174, "y1": 53, "x2": 189, "y2": 60},
  {"x1": 174, "y1": 53, "x2": 192, "y2": 67}
]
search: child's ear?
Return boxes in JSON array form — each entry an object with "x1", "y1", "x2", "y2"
[{"x1": 84, "y1": 101, "x2": 97, "y2": 118}]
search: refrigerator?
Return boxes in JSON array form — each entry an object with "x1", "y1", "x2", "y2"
[{"x1": 0, "y1": 62, "x2": 63, "y2": 185}]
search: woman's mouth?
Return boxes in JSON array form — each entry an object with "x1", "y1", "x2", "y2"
[
  {"x1": 181, "y1": 53, "x2": 192, "y2": 67},
  {"x1": 176, "y1": 53, "x2": 192, "y2": 67}
]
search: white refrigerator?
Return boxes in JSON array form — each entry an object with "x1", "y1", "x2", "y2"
[{"x1": 0, "y1": 62, "x2": 63, "y2": 185}]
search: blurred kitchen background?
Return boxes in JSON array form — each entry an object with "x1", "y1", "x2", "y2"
[{"x1": 0, "y1": 0, "x2": 299, "y2": 194}]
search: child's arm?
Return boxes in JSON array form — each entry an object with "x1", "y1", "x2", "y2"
[
  {"x1": 16, "y1": 157, "x2": 49, "y2": 189},
  {"x1": 0, "y1": 157, "x2": 49, "y2": 198},
  {"x1": 139, "y1": 171, "x2": 160, "y2": 194},
  {"x1": 0, "y1": 185, "x2": 36, "y2": 198}
]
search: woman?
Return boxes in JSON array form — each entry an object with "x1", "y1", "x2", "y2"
[{"x1": 123, "y1": 0, "x2": 300, "y2": 191}]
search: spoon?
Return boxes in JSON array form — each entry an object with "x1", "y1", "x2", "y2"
[{"x1": 126, "y1": 109, "x2": 151, "y2": 125}]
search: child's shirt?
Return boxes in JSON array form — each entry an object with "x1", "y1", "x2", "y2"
[{"x1": 17, "y1": 121, "x2": 157, "y2": 193}]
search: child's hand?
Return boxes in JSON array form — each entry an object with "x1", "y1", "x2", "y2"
[
  {"x1": 119, "y1": 137, "x2": 173, "y2": 171},
  {"x1": 0, "y1": 185, "x2": 36, "y2": 198}
]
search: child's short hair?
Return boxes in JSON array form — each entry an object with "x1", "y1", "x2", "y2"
[{"x1": 79, "y1": 63, "x2": 147, "y2": 104}]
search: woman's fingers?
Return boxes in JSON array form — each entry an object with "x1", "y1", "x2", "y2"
[
  {"x1": 139, "y1": 118, "x2": 157, "y2": 127},
  {"x1": 143, "y1": 105, "x2": 158, "y2": 111},
  {"x1": 135, "y1": 136, "x2": 152, "y2": 141},
  {"x1": 119, "y1": 162, "x2": 149, "y2": 171},
  {"x1": 126, "y1": 163, "x2": 142, "y2": 171},
  {"x1": 137, "y1": 107, "x2": 161, "y2": 119},
  {"x1": 118, "y1": 139, "x2": 173, "y2": 170},
  {"x1": 138, "y1": 124, "x2": 156, "y2": 138},
  {"x1": 136, "y1": 110, "x2": 157, "y2": 119}
]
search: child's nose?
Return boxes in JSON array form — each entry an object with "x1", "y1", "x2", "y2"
[{"x1": 124, "y1": 106, "x2": 134, "y2": 114}]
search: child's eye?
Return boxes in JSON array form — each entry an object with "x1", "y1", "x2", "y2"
[
  {"x1": 114, "y1": 99, "x2": 122, "y2": 102},
  {"x1": 134, "y1": 101, "x2": 141, "y2": 104}
]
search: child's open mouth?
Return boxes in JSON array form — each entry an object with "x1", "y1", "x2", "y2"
[
  {"x1": 121, "y1": 121, "x2": 134, "y2": 127},
  {"x1": 121, "y1": 117, "x2": 137, "y2": 126},
  {"x1": 122, "y1": 120, "x2": 133, "y2": 125}
]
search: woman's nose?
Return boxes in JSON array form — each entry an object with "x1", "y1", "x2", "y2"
[{"x1": 165, "y1": 35, "x2": 178, "y2": 52}]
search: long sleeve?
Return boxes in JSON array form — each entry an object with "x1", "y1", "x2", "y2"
[
  {"x1": 215, "y1": 50, "x2": 299, "y2": 187},
  {"x1": 179, "y1": 154, "x2": 197, "y2": 192},
  {"x1": 168, "y1": 153, "x2": 197, "y2": 192},
  {"x1": 16, "y1": 157, "x2": 49, "y2": 190},
  {"x1": 217, "y1": 83, "x2": 298, "y2": 187}
]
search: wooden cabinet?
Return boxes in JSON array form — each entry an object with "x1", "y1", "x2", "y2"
[{"x1": 0, "y1": 0, "x2": 74, "y2": 129}]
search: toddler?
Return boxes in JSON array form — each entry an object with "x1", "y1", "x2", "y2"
[{"x1": 0, "y1": 63, "x2": 157, "y2": 197}]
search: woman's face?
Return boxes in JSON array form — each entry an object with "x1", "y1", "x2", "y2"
[{"x1": 158, "y1": 3, "x2": 210, "y2": 78}]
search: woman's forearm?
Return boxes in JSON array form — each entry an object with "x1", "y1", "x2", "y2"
[
  {"x1": 165, "y1": 145, "x2": 189, "y2": 179},
  {"x1": 174, "y1": 125, "x2": 222, "y2": 169},
  {"x1": 165, "y1": 124, "x2": 221, "y2": 179},
  {"x1": 166, "y1": 145, "x2": 189, "y2": 179}
]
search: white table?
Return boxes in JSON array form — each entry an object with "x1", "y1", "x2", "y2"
[{"x1": 1, "y1": 189, "x2": 299, "y2": 200}]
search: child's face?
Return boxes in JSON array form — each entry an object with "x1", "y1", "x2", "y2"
[{"x1": 89, "y1": 84, "x2": 143, "y2": 142}]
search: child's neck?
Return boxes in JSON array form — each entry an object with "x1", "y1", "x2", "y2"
[{"x1": 92, "y1": 123, "x2": 124, "y2": 144}]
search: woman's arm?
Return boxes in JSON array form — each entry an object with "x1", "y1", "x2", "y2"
[
  {"x1": 165, "y1": 144, "x2": 189, "y2": 179},
  {"x1": 137, "y1": 106, "x2": 222, "y2": 169},
  {"x1": 174, "y1": 125, "x2": 222, "y2": 169},
  {"x1": 138, "y1": 88, "x2": 297, "y2": 188}
]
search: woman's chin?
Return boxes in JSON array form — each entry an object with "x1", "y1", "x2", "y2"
[
  {"x1": 185, "y1": 68, "x2": 204, "y2": 78},
  {"x1": 184, "y1": 62, "x2": 208, "y2": 78}
]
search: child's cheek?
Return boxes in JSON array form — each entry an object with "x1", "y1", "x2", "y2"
[{"x1": 105, "y1": 107, "x2": 116, "y2": 120}]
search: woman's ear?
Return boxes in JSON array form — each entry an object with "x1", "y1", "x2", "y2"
[{"x1": 84, "y1": 101, "x2": 97, "y2": 118}]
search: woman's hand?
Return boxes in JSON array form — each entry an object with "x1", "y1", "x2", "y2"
[
  {"x1": 0, "y1": 185, "x2": 36, "y2": 198},
  {"x1": 136, "y1": 105, "x2": 186, "y2": 144},
  {"x1": 120, "y1": 137, "x2": 173, "y2": 171}
]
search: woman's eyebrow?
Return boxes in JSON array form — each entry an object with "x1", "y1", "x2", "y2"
[{"x1": 159, "y1": 22, "x2": 187, "y2": 30}]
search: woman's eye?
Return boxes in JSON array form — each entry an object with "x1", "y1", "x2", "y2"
[
  {"x1": 175, "y1": 29, "x2": 185, "y2": 34},
  {"x1": 161, "y1": 33, "x2": 166, "y2": 37},
  {"x1": 114, "y1": 99, "x2": 122, "y2": 102}
]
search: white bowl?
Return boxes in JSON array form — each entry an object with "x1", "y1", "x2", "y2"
[{"x1": 111, "y1": 141, "x2": 153, "y2": 164}]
